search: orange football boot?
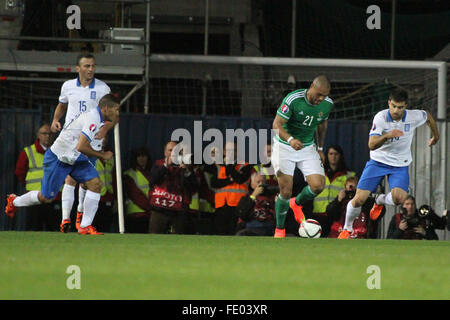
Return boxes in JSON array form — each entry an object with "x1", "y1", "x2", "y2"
[
  {"x1": 5, "y1": 194, "x2": 18, "y2": 218},
  {"x1": 338, "y1": 229, "x2": 351, "y2": 239},
  {"x1": 289, "y1": 197, "x2": 305, "y2": 224},
  {"x1": 274, "y1": 228, "x2": 286, "y2": 238},
  {"x1": 60, "y1": 219, "x2": 71, "y2": 233},
  {"x1": 370, "y1": 203, "x2": 384, "y2": 221},
  {"x1": 78, "y1": 225, "x2": 104, "y2": 235},
  {"x1": 75, "y1": 211, "x2": 83, "y2": 230}
]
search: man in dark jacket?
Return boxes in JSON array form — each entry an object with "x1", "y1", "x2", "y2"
[{"x1": 235, "y1": 172, "x2": 278, "y2": 236}]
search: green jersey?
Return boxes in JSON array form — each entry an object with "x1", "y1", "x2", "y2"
[{"x1": 275, "y1": 89, "x2": 334, "y2": 146}]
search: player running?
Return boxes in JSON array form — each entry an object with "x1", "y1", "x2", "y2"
[
  {"x1": 338, "y1": 88, "x2": 440, "y2": 239},
  {"x1": 51, "y1": 53, "x2": 114, "y2": 233},
  {"x1": 271, "y1": 75, "x2": 334, "y2": 238},
  {"x1": 5, "y1": 94, "x2": 120, "y2": 235}
]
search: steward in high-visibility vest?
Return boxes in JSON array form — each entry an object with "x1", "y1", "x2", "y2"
[
  {"x1": 214, "y1": 163, "x2": 251, "y2": 208},
  {"x1": 124, "y1": 167, "x2": 151, "y2": 215},
  {"x1": 15, "y1": 125, "x2": 52, "y2": 192},
  {"x1": 96, "y1": 157, "x2": 115, "y2": 198},
  {"x1": 24, "y1": 144, "x2": 45, "y2": 191},
  {"x1": 188, "y1": 166, "x2": 215, "y2": 214},
  {"x1": 211, "y1": 161, "x2": 252, "y2": 235},
  {"x1": 313, "y1": 145, "x2": 355, "y2": 214},
  {"x1": 312, "y1": 170, "x2": 355, "y2": 213}
]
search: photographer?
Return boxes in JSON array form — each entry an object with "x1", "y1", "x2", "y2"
[
  {"x1": 149, "y1": 141, "x2": 198, "y2": 234},
  {"x1": 235, "y1": 172, "x2": 279, "y2": 236},
  {"x1": 326, "y1": 176, "x2": 381, "y2": 238},
  {"x1": 387, "y1": 195, "x2": 445, "y2": 240}
]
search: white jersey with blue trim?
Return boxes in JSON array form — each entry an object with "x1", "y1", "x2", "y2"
[
  {"x1": 58, "y1": 77, "x2": 110, "y2": 150},
  {"x1": 50, "y1": 107, "x2": 105, "y2": 165},
  {"x1": 368, "y1": 109, "x2": 427, "y2": 167}
]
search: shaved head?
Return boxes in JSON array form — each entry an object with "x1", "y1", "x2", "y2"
[
  {"x1": 307, "y1": 74, "x2": 331, "y2": 105},
  {"x1": 312, "y1": 75, "x2": 331, "y2": 90}
]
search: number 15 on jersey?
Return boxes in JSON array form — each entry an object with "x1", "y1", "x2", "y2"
[{"x1": 79, "y1": 101, "x2": 87, "y2": 112}]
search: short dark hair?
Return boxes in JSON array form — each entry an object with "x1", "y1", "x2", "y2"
[
  {"x1": 76, "y1": 53, "x2": 95, "y2": 66},
  {"x1": 389, "y1": 88, "x2": 408, "y2": 103},
  {"x1": 404, "y1": 195, "x2": 416, "y2": 203},
  {"x1": 98, "y1": 94, "x2": 119, "y2": 108}
]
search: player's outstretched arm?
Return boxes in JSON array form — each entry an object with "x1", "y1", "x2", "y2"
[
  {"x1": 76, "y1": 134, "x2": 113, "y2": 160},
  {"x1": 425, "y1": 111, "x2": 440, "y2": 146},
  {"x1": 368, "y1": 129, "x2": 404, "y2": 150},
  {"x1": 51, "y1": 103, "x2": 68, "y2": 132}
]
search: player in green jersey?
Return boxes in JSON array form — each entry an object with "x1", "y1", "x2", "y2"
[{"x1": 271, "y1": 75, "x2": 334, "y2": 238}]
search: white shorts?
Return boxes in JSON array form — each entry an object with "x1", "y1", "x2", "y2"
[{"x1": 271, "y1": 138, "x2": 324, "y2": 177}]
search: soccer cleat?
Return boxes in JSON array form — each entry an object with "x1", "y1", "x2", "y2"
[
  {"x1": 338, "y1": 229, "x2": 351, "y2": 239},
  {"x1": 289, "y1": 197, "x2": 305, "y2": 224},
  {"x1": 78, "y1": 225, "x2": 104, "y2": 235},
  {"x1": 274, "y1": 228, "x2": 286, "y2": 238},
  {"x1": 370, "y1": 203, "x2": 384, "y2": 221},
  {"x1": 5, "y1": 194, "x2": 18, "y2": 218},
  {"x1": 60, "y1": 219, "x2": 71, "y2": 233},
  {"x1": 75, "y1": 211, "x2": 83, "y2": 230}
]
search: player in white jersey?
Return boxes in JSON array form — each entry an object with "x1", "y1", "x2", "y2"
[
  {"x1": 50, "y1": 53, "x2": 114, "y2": 232},
  {"x1": 5, "y1": 94, "x2": 120, "y2": 235},
  {"x1": 338, "y1": 89, "x2": 440, "y2": 239}
]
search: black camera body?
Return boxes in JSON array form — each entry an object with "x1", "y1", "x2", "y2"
[
  {"x1": 345, "y1": 190, "x2": 356, "y2": 200},
  {"x1": 259, "y1": 183, "x2": 280, "y2": 196}
]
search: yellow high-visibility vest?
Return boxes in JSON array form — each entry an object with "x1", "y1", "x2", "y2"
[
  {"x1": 96, "y1": 158, "x2": 114, "y2": 196},
  {"x1": 124, "y1": 168, "x2": 150, "y2": 214},
  {"x1": 24, "y1": 144, "x2": 44, "y2": 191},
  {"x1": 313, "y1": 171, "x2": 355, "y2": 213}
]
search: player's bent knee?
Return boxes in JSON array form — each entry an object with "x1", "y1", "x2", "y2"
[{"x1": 85, "y1": 178, "x2": 102, "y2": 193}]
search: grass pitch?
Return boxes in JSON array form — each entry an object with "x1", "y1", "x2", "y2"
[{"x1": 0, "y1": 231, "x2": 448, "y2": 300}]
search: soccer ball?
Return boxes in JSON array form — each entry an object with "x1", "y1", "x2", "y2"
[{"x1": 298, "y1": 219, "x2": 322, "y2": 238}]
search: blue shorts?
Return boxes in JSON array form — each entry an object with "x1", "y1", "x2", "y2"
[
  {"x1": 357, "y1": 159, "x2": 409, "y2": 193},
  {"x1": 40, "y1": 150, "x2": 99, "y2": 199}
]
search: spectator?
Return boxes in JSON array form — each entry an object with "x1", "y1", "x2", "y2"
[
  {"x1": 387, "y1": 195, "x2": 444, "y2": 240},
  {"x1": 252, "y1": 142, "x2": 277, "y2": 187},
  {"x1": 186, "y1": 162, "x2": 216, "y2": 235},
  {"x1": 123, "y1": 147, "x2": 152, "y2": 233},
  {"x1": 235, "y1": 172, "x2": 277, "y2": 236},
  {"x1": 211, "y1": 141, "x2": 252, "y2": 235},
  {"x1": 92, "y1": 136, "x2": 117, "y2": 233},
  {"x1": 327, "y1": 176, "x2": 382, "y2": 238},
  {"x1": 14, "y1": 123, "x2": 60, "y2": 231},
  {"x1": 308, "y1": 145, "x2": 355, "y2": 236},
  {"x1": 149, "y1": 141, "x2": 198, "y2": 234}
]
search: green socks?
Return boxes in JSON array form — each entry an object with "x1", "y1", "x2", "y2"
[
  {"x1": 275, "y1": 194, "x2": 290, "y2": 229},
  {"x1": 295, "y1": 185, "x2": 317, "y2": 205}
]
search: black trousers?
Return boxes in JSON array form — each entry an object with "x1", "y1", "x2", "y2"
[
  {"x1": 213, "y1": 205, "x2": 238, "y2": 235},
  {"x1": 25, "y1": 201, "x2": 61, "y2": 231}
]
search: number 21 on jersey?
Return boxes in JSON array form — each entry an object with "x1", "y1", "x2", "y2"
[{"x1": 303, "y1": 115, "x2": 314, "y2": 126}]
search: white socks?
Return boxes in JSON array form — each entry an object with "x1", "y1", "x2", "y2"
[
  {"x1": 343, "y1": 200, "x2": 361, "y2": 232},
  {"x1": 77, "y1": 187, "x2": 87, "y2": 213},
  {"x1": 61, "y1": 184, "x2": 75, "y2": 221},
  {"x1": 80, "y1": 190, "x2": 101, "y2": 228},
  {"x1": 375, "y1": 192, "x2": 395, "y2": 206},
  {"x1": 13, "y1": 191, "x2": 40, "y2": 207}
]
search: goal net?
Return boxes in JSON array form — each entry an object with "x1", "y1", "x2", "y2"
[{"x1": 146, "y1": 55, "x2": 446, "y2": 120}]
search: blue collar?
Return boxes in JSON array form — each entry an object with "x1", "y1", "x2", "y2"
[
  {"x1": 76, "y1": 77, "x2": 95, "y2": 89},
  {"x1": 97, "y1": 106, "x2": 104, "y2": 123},
  {"x1": 387, "y1": 110, "x2": 407, "y2": 122}
]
